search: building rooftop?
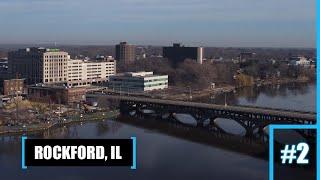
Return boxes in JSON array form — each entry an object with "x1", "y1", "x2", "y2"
[
  {"x1": 14, "y1": 47, "x2": 67, "y2": 54},
  {"x1": 69, "y1": 58, "x2": 115, "y2": 63},
  {"x1": 114, "y1": 71, "x2": 166, "y2": 78}
]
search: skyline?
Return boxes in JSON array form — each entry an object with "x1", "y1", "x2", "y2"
[{"x1": 0, "y1": 0, "x2": 316, "y2": 48}]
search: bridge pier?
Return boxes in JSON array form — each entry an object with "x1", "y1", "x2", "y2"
[{"x1": 208, "y1": 117, "x2": 227, "y2": 134}]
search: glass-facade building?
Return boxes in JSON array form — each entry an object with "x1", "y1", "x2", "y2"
[{"x1": 109, "y1": 72, "x2": 168, "y2": 92}]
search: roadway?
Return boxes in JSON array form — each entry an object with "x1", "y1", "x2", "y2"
[{"x1": 87, "y1": 94, "x2": 316, "y2": 122}]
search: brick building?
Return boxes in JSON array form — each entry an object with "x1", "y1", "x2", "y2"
[
  {"x1": 2, "y1": 79, "x2": 25, "y2": 96},
  {"x1": 28, "y1": 85, "x2": 86, "y2": 104}
]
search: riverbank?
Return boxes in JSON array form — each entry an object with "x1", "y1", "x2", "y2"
[
  {"x1": 164, "y1": 85, "x2": 235, "y2": 101},
  {"x1": 254, "y1": 77, "x2": 311, "y2": 86},
  {"x1": 168, "y1": 78, "x2": 313, "y2": 101},
  {"x1": 0, "y1": 110, "x2": 119, "y2": 136}
]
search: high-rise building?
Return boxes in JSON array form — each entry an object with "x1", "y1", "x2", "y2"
[
  {"x1": 8, "y1": 47, "x2": 70, "y2": 84},
  {"x1": 115, "y1": 42, "x2": 136, "y2": 64},
  {"x1": 163, "y1": 43, "x2": 203, "y2": 65},
  {"x1": 8, "y1": 48, "x2": 117, "y2": 87}
]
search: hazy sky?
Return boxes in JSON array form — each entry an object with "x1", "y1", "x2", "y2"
[{"x1": 0, "y1": 0, "x2": 316, "y2": 47}]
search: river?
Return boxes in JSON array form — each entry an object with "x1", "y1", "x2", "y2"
[
  {"x1": 0, "y1": 83, "x2": 315, "y2": 180},
  {"x1": 198, "y1": 82, "x2": 315, "y2": 112}
]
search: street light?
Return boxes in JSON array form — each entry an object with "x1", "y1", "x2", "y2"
[
  {"x1": 224, "y1": 91, "x2": 227, "y2": 107},
  {"x1": 188, "y1": 86, "x2": 192, "y2": 100}
]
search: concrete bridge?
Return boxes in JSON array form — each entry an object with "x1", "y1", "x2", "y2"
[{"x1": 88, "y1": 94, "x2": 316, "y2": 137}]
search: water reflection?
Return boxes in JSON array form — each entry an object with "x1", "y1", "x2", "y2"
[
  {"x1": 0, "y1": 115, "x2": 315, "y2": 180},
  {"x1": 199, "y1": 83, "x2": 315, "y2": 112},
  {"x1": 214, "y1": 118, "x2": 246, "y2": 136}
]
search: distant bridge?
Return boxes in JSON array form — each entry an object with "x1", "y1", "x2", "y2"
[{"x1": 88, "y1": 94, "x2": 316, "y2": 137}]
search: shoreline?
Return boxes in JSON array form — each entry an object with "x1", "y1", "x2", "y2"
[
  {"x1": 0, "y1": 110, "x2": 120, "y2": 136},
  {"x1": 181, "y1": 78, "x2": 313, "y2": 101},
  {"x1": 253, "y1": 77, "x2": 312, "y2": 87}
]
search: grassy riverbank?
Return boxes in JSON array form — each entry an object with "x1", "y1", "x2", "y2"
[{"x1": 0, "y1": 110, "x2": 119, "y2": 136}]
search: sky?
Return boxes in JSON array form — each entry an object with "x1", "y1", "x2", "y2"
[{"x1": 0, "y1": 0, "x2": 316, "y2": 47}]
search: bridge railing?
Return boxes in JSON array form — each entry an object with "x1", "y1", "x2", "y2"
[{"x1": 235, "y1": 104, "x2": 315, "y2": 114}]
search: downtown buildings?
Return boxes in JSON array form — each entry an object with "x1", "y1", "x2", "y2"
[
  {"x1": 289, "y1": 56, "x2": 311, "y2": 66},
  {"x1": 5, "y1": 46, "x2": 170, "y2": 103},
  {"x1": 8, "y1": 47, "x2": 69, "y2": 85},
  {"x1": 8, "y1": 47, "x2": 116, "y2": 87},
  {"x1": 7, "y1": 47, "x2": 116, "y2": 103}
]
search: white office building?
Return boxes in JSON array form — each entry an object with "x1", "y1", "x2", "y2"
[
  {"x1": 8, "y1": 47, "x2": 70, "y2": 84},
  {"x1": 289, "y1": 56, "x2": 310, "y2": 66},
  {"x1": 109, "y1": 71, "x2": 168, "y2": 92},
  {"x1": 67, "y1": 59, "x2": 116, "y2": 87},
  {"x1": 8, "y1": 47, "x2": 117, "y2": 87}
]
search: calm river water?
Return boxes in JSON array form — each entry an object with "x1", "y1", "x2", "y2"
[{"x1": 0, "y1": 83, "x2": 315, "y2": 180}]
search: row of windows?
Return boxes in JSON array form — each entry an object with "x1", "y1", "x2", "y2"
[
  {"x1": 44, "y1": 67, "x2": 66, "y2": 70},
  {"x1": 67, "y1": 70, "x2": 114, "y2": 74},
  {"x1": 44, "y1": 78, "x2": 67, "y2": 82},
  {"x1": 109, "y1": 81, "x2": 167, "y2": 87},
  {"x1": 69, "y1": 72, "x2": 81, "y2": 74},
  {"x1": 44, "y1": 63, "x2": 67, "y2": 66},
  {"x1": 145, "y1": 82, "x2": 168, "y2": 87},
  {"x1": 145, "y1": 78, "x2": 168, "y2": 82},
  {"x1": 87, "y1": 70, "x2": 102, "y2": 73},
  {"x1": 87, "y1": 64, "x2": 102, "y2": 67},
  {"x1": 110, "y1": 78, "x2": 143, "y2": 83},
  {"x1": 69, "y1": 75, "x2": 81, "y2": 77},
  {"x1": 45, "y1": 71, "x2": 67, "y2": 74},
  {"x1": 69, "y1": 65, "x2": 82, "y2": 68},
  {"x1": 44, "y1": 60, "x2": 67, "y2": 63},
  {"x1": 44, "y1": 55, "x2": 67, "y2": 58}
]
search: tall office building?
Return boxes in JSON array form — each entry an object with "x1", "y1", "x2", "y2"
[
  {"x1": 8, "y1": 47, "x2": 117, "y2": 87},
  {"x1": 115, "y1": 42, "x2": 136, "y2": 64},
  {"x1": 8, "y1": 47, "x2": 70, "y2": 85},
  {"x1": 163, "y1": 43, "x2": 203, "y2": 65}
]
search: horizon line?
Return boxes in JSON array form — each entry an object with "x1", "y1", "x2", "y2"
[{"x1": 0, "y1": 43, "x2": 315, "y2": 49}]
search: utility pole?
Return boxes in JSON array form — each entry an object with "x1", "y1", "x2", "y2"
[
  {"x1": 15, "y1": 91, "x2": 19, "y2": 124},
  {"x1": 224, "y1": 92, "x2": 227, "y2": 107},
  {"x1": 189, "y1": 86, "x2": 192, "y2": 100},
  {"x1": 49, "y1": 99, "x2": 52, "y2": 123},
  {"x1": 58, "y1": 95, "x2": 61, "y2": 122}
]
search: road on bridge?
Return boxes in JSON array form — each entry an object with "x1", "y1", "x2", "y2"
[{"x1": 87, "y1": 94, "x2": 316, "y2": 122}]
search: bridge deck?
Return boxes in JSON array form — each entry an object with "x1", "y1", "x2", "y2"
[{"x1": 88, "y1": 94, "x2": 316, "y2": 121}]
